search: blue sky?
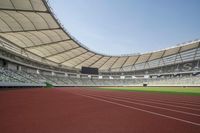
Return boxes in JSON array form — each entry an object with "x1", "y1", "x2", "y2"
[{"x1": 49, "y1": 0, "x2": 200, "y2": 55}]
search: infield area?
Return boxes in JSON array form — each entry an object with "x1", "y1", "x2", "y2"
[{"x1": 0, "y1": 87, "x2": 200, "y2": 133}]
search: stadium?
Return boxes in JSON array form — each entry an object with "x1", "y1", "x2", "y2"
[{"x1": 0, "y1": 0, "x2": 200, "y2": 133}]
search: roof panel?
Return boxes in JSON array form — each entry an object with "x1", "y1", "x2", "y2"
[
  {"x1": 54, "y1": 47, "x2": 86, "y2": 63},
  {"x1": 0, "y1": 11, "x2": 23, "y2": 31},
  {"x1": 29, "y1": 48, "x2": 47, "y2": 57},
  {"x1": 18, "y1": 30, "x2": 69, "y2": 47},
  {"x1": 149, "y1": 51, "x2": 164, "y2": 61},
  {"x1": 45, "y1": 46, "x2": 58, "y2": 54},
  {"x1": 41, "y1": 30, "x2": 61, "y2": 42},
  {"x1": 0, "y1": 0, "x2": 199, "y2": 71},
  {"x1": 0, "y1": 33, "x2": 27, "y2": 47},
  {"x1": 60, "y1": 52, "x2": 77, "y2": 61},
  {"x1": 54, "y1": 29, "x2": 70, "y2": 40},
  {"x1": 77, "y1": 52, "x2": 94, "y2": 59},
  {"x1": 42, "y1": 42, "x2": 79, "y2": 59},
  {"x1": 180, "y1": 42, "x2": 199, "y2": 52},
  {"x1": 91, "y1": 57, "x2": 109, "y2": 68},
  {"x1": 3, "y1": 10, "x2": 35, "y2": 31},
  {"x1": 163, "y1": 47, "x2": 180, "y2": 57},
  {"x1": 75, "y1": 55, "x2": 102, "y2": 68},
  {"x1": 31, "y1": 41, "x2": 76, "y2": 58},
  {"x1": 38, "y1": 13, "x2": 59, "y2": 29},
  {"x1": 64, "y1": 52, "x2": 94, "y2": 66},
  {"x1": 100, "y1": 57, "x2": 118, "y2": 70},
  {"x1": 0, "y1": 0, "x2": 14, "y2": 9},
  {"x1": 20, "y1": 12, "x2": 49, "y2": 30},
  {"x1": 68, "y1": 47, "x2": 85, "y2": 56},
  {"x1": 30, "y1": 0, "x2": 47, "y2": 11},
  {"x1": 122, "y1": 56, "x2": 139, "y2": 67},
  {"x1": 7, "y1": 33, "x2": 34, "y2": 47},
  {"x1": 11, "y1": 0, "x2": 33, "y2": 10},
  {"x1": 136, "y1": 53, "x2": 151, "y2": 64},
  {"x1": 68, "y1": 40, "x2": 79, "y2": 47},
  {"x1": 30, "y1": 31, "x2": 51, "y2": 43},
  {"x1": 111, "y1": 57, "x2": 128, "y2": 68},
  {"x1": 30, "y1": 46, "x2": 62, "y2": 57},
  {"x1": 0, "y1": 18, "x2": 11, "y2": 32},
  {"x1": 49, "y1": 56, "x2": 65, "y2": 63},
  {"x1": 52, "y1": 42, "x2": 73, "y2": 51},
  {"x1": 18, "y1": 32, "x2": 42, "y2": 45},
  {"x1": 33, "y1": 47, "x2": 53, "y2": 56}
]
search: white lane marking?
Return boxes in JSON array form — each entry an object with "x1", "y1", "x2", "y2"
[
  {"x1": 112, "y1": 96, "x2": 200, "y2": 111},
  {"x1": 124, "y1": 96, "x2": 200, "y2": 107},
  {"x1": 82, "y1": 89, "x2": 200, "y2": 111},
  {"x1": 79, "y1": 91, "x2": 200, "y2": 117},
  {"x1": 95, "y1": 95, "x2": 200, "y2": 117},
  {"x1": 84, "y1": 89, "x2": 200, "y2": 107},
  {"x1": 78, "y1": 90, "x2": 200, "y2": 112},
  {"x1": 77, "y1": 93, "x2": 200, "y2": 126}
]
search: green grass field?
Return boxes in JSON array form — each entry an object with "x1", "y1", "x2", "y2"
[{"x1": 96, "y1": 87, "x2": 200, "y2": 96}]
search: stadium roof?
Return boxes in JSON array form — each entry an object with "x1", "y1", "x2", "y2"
[{"x1": 0, "y1": 0, "x2": 199, "y2": 71}]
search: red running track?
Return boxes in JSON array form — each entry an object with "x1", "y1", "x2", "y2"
[{"x1": 0, "y1": 87, "x2": 200, "y2": 133}]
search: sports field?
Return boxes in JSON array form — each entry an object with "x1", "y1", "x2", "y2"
[
  {"x1": 97, "y1": 87, "x2": 200, "y2": 96},
  {"x1": 0, "y1": 87, "x2": 200, "y2": 133}
]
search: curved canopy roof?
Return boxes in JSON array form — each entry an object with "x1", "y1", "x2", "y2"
[{"x1": 0, "y1": 0, "x2": 199, "y2": 72}]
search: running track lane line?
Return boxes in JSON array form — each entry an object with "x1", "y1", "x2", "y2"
[
  {"x1": 94, "y1": 95, "x2": 200, "y2": 117},
  {"x1": 77, "y1": 92, "x2": 200, "y2": 117},
  {"x1": 88, "y1": 89, "x2": 200, "y2": 107},
  {"x1": 99, "y1": 94, "x2": 200, "y2": 111},
  {"x1": 95, "y1": 93, "x2": 200, "y2": 108},
  {"x1": 81, "y1": 89, "x2": 200, "y2": 111},
  {"x1": 77, "y1": 90, "x2": 200, "y2": 116},
  {"x1": 77, "y1": 93, "x2": 200, "y2": 126}
]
